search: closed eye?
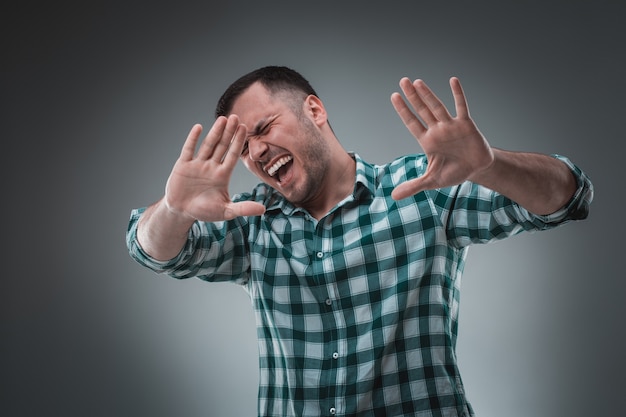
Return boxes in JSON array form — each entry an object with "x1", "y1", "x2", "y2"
[
  {"x1": 240, "y1": 139, "x2": 249, "y2": 156},
  {"x1": 242, "y1": 123, "x2": 271, "y2": 156},
  {"x1": 255, "y1": 122, "x2": 270, "y2": 137},
  {"x1": 242, "y1": 116, "x2": 276, "y2": 156}
]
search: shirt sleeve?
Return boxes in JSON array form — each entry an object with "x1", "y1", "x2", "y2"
[
  {"x1": 434, "y1": 154, "x2": 593, "y2": 248},
  {"x1": 126, "y1": 207, "x2": 251, "y2": 284}
]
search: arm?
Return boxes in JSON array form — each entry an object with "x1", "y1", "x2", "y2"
[
  {"x1": 469, "y1": 148, "x2": 577, "y2": 215},
  {"x1": 136, "y1": 115, "x2": 265, "y2": 261},
  {"x1": 135, "y1": 197, "x2": 196, "y2": 262},
  {"x1": 390, "y1": 77, "x2": 577, "y2": 215}
]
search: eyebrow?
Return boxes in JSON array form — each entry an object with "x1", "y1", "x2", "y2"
[
  {"x1": 250, "y1": 119, "x2": 267, "y2": 137},
  {"x1": 249, "y1": 115, "x2": 277, "y2": 137}
]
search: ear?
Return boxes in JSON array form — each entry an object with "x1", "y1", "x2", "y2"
[{"x1": 303, "y1": 95, "x2": 327, "y2": 127}]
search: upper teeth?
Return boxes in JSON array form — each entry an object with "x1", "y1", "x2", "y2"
[{"x1": 266, "y1": 156, "x2": 292, "y2": 177}]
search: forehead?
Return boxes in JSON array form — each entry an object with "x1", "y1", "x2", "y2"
[
  {"x1": 229, "y1": 82, "x2": 301, "y2": 124},
  {"x1": 230, "y1": 83, "x2": 276, "y2": 118}
]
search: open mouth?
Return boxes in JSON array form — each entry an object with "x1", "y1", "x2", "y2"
[{"x1": 265, "y1": 155, "x2": 293, "y2": 183}]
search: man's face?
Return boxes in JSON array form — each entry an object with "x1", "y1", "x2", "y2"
[{"x1": 230, "y1": 82, "x2": 331, "y2": 207}]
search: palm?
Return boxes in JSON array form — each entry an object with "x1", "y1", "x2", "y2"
[
  {"x1": 390, "y1": 77, "x2": 494, "y2": 200},
  {"x1": 164, "y1": 116, "x2": 265, "y2": 222}
]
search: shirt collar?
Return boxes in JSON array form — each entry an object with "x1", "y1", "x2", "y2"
[
  {"x1": 352, "y1": 153, "x2": 377, "y2": 199},
  {"x1": 265, "y1": 153, "x2": 377, "y2": 216}
]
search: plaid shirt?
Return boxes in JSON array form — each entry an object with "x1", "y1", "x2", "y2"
[{"x1": 127, "y1": 153, "x2": 592, "y2": 417}]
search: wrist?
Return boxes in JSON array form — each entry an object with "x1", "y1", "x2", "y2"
[
  {"x1": 162, "y1": 196, "x2": 197, "y2": 225},
  {"x1": 467, "y1": 148, "x2": 499, "y2": 186}
]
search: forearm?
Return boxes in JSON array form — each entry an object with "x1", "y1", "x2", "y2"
[
  {"x1": 136, "y1": 198, "x2": 197, "y2": 261},
  {"x1": 470, "y1": 149, "x2": 578, "y2": 216}
]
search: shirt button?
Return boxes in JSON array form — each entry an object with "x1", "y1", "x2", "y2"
[
  {"x1": 329, "y1": 407, "x2": 336, "y2": 415},
  {"x1": 332, "y1": 352, "x2": 339, "y2": 359},
  {"x1": 325, "y1": 298, "x2": 332, "y2": 306},
  {"x1": 316, "y1": 251, "x2": 324, "y2": 259}
]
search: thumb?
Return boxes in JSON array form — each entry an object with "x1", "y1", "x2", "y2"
[
  {"x1": 391, "y1": 176, "x2": 435, "y2": 200},
  {"x1": 223, "y1": 201, "x2": 266, "y2": 220}
]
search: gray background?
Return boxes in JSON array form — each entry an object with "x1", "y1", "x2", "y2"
[{"x1": 2, "y1": 1, "x2": 624, "y2": 416}]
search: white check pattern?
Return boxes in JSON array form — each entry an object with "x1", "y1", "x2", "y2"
[{"x1": 127, "y1": 153, "x2": 592, "y2": 417}]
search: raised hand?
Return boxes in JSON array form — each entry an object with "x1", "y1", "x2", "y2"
[
  {"x1": 390, "y1": 77, "x2": 494, "y2": 200},
  {"x1": 164, "y1": 115, "x2": 266, "y2": 221}
]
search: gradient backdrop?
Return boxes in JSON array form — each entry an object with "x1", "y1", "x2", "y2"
[{"x1": 3, "y1": 1, "x2": 624, "y2": 416}]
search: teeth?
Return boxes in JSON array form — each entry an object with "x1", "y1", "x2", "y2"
[{"x1": 266, "y1": 156, "x2": 293, "y2": 177}]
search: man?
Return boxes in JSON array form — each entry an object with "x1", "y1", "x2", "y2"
[{"x1": 126, "y1": 66, "x2": 593, "y2": 416}]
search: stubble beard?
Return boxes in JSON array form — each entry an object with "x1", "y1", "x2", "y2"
[{"x1": 285, "y1": 117, "x2": 332, "y2": 208}]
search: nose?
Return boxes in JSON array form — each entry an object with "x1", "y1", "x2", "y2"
[{"x1": 247, "y1": 137, "x2": 269, "y2": 162}]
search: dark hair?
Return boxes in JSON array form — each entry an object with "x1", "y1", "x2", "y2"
[{"x1": 215, "y1": 66, "x2": 319, "y2": 118}]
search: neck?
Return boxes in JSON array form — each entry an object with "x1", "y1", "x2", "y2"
[{"x1": 307, "y1": 150, "x2": 356, "y2": 220}]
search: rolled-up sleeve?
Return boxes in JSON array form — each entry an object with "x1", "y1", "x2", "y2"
[
  {"x1": 126, "y1": 207, "x2": 251, "y2": 284},
  {"x1": 541, "y1": 154, "x2": 593, "y2": 222},
  {"x1": 440, "y1": 154, "x2": 593, "y2": 248}
]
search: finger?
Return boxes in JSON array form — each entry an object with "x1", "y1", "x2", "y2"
[
  {"x1": 398, "y1": 77, "x2": 438, "y2": 126},
  {"x1": 413, "y1": 79, "x2": 452, "y2": 122},
  {"x1": 223, "y1": 201, "x2": 266, "y2": 220},
  {"x1": 391, "y1": 175, "x2": 437, "y2": 200},
  {"x1": 391, "y1": 91, "x2": 426, "y2": 138},
  {"x1": 450, "y1": 77, "x2": 470, "y2": 118},
  {"x1": 180, "y1": 124, "x2": 204, "y2": 161},
  {"x1": 210, "y1": 115, "x2": 241, "y2": 162},
  {"x1": 196, "y1": 116, "x2": 228, "y2": 160},
  {"x1": 220, "y1": 123, "x2": 247, "y2": 165}
]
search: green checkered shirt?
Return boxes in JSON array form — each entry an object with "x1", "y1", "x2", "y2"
[{"x1": 127, "y1": 153, "x2": 592, "y2": 417}]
